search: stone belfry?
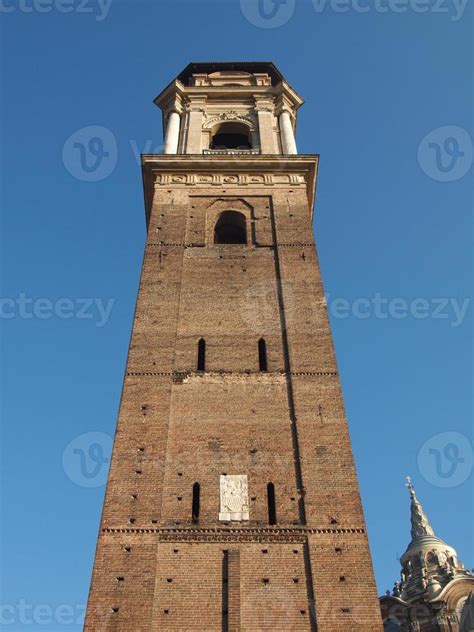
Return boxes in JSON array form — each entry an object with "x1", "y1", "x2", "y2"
[{"x1": 85, "y1": 62, "x2": 383, "y2": 632}]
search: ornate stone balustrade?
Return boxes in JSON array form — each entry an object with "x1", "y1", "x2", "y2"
[{"x1": 203, "y1": 149, "x2": 260, "y2": 155}]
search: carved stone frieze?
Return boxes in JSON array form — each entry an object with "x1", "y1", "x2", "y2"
[
  {"x1": 155, "y1": 173, "x2": 306, "y2": 187},
  {"x1": 158, "y1": 530, "x2": 307, "y2": 544},
  {"x1": 102, "y1": 526, "x2": 365, "y2": 538},
  {"x1": 125, "y1": 370, "x2": 338, "y2": 378}
]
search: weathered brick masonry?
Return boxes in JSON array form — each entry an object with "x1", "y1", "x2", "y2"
[{"x1": 85, "y1": 62, "x2": 383, "y2": 632}]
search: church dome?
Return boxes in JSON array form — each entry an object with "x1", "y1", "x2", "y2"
[{"x1": 399, "y1": 479, "x2": 468, "y2": 602}]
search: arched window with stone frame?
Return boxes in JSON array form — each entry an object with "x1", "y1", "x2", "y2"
[
  {"x1": 210, "y1": 122, "x2": 252, "y2": 150},
  {"x1": 214, "y1": 210, "x2": 247, "y2": 245}
]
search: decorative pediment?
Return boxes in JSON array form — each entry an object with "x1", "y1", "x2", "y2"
[{"x1": 203, "y1": 111, "x2": 257, "y2": 131}]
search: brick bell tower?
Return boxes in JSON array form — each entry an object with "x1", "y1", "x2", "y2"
[{"x1": 85, "y1": 62, "x2": 383, "y2": 632}]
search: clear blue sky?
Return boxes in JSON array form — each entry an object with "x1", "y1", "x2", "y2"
[{"x1": 1, "y1": 0, "x2": 472, "y2": 629}]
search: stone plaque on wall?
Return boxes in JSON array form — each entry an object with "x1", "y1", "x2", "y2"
[{"x1": 219, "y1": 475, "x2": 249, "y2": 521}]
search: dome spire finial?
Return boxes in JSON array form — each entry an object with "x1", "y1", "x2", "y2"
[
  {"x1": 405, "y1": 475, "x2": 416, "y2": 498},
  {"x1": 405, "y1": 476, "x2": 435, "y2": 540}
]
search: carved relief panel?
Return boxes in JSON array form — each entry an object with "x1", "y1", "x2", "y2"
[{"x1": 219, "y1": 475, "x2": 249, "y2": 521}]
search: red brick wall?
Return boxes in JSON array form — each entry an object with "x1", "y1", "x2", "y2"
[{"x1": 84, "y1": 167, "x2": 382, "y2": 631}]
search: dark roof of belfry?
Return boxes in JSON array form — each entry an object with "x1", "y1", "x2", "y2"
[{"x1": 177, "y1": 62, "x2": 285, "y2": 86}]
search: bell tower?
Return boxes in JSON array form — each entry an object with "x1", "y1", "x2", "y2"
[
  {"x1": 85, "y1": 62, "x2": 383, "y2": 632},
  {"x1": 157, "y1": 62, "x2": 300, "y2": 156}
]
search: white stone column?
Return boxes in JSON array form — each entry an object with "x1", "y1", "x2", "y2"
[
  {"x1": 279, "y1": 110, "x2": 297, "y2": 155},
  {"x1": 164, "y1": 110, "x2": 181, "y2": 154}
]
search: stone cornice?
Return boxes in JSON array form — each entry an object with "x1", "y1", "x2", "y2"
[
  {"x1": 156, "y1": 84, "x2": 303, "y2": 105},
  {"x1": 125, "y1": 370, "x2": 338, "y2": 379},
  {"x1": 141, "y1": 154, "x2": 319, "y2": 226},
  {"x1": 154, "y1": 75, "x2": 304, "y2": 123},
  {"x1": 101, "y1": 525, "x2": 366, "y2": 543}
]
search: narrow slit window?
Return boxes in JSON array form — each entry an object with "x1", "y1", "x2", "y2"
[
  {"x1": 192, "y1": 482, "x2": 200, "y2": 523},
  {"x1": 258, "y1": 338, "x2": 267, "y2": 371},
  {"x1": 197, "y1": 338, "x2": 206, "y2": 371},
  {"x1": 267, "y1": 482, "x2": 277, "y2": 525},
  {"x1": 222, "y1": 550, "x2": 229, "y2": 632}
]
